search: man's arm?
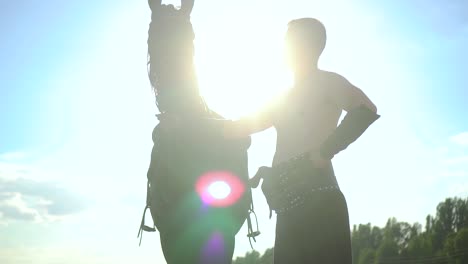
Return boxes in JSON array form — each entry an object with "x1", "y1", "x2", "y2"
[
  {"x1": 327, "y1": 74, "x2": 377, "y2": 114},
  {"x1": 158, "y1": 100, "x2": 275, "y2": 140},
  {"x1": 221, "y1": 90, "x2": 289, "y2": 138},
  {"x1": 223, "y1": 101, "x2": 276, "y2": 139},
  {"x1": 318, "y1": 73, "x2": 380, "y2": 160}
]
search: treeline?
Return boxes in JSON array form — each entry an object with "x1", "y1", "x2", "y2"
[{"x1": 233, "y1": 197, "x2": 468, "y2": 264}]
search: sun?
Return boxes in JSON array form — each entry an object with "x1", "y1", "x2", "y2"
[{"x1": 194, "y1": 25, "x2": 292, "y2": 119}]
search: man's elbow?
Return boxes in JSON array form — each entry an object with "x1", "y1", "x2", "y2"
[
  {"x1": 359, "y1": 94, "x2": 377, "y2": 113},
  {"x1": 348, "y1": 101, "x2": 377, "y2": 114},
  {"x1": 367, "y1": 102, "x2": 377, "y2": 113},
  {"x1": 349, "y1": 87, "x2": 377, "y2": 114}
]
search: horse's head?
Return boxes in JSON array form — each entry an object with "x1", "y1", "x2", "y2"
[
  {"x1": 149, "y1": 0, "x2": 194, "y2": 16},
  {"x1": 148, "y1": 0, "x2": 205, "y2": 114}
]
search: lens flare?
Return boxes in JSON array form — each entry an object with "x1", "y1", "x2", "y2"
[
  {"x1": 201, "y1": 232, "x2": 226, "y2": 263},
  {"x1": 196, "y1": 170, "x2": 245, "y2": 207},
  {"x1": 208, "y1": 181, "x2": 231, "y2": 200}
]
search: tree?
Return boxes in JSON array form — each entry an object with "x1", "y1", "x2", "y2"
[
  {"x1": 404, "y1": 233, "x2": 433, "y2": 260},
  {"x1": 454, "y1": 198, "x2": 468, "y2": 231},
  {"x1": 444, "y1": 232, "x2": 457, "y2": 264},
  {"x1": 357, "y1": 248, "x2": 375, "y2": 264},
  {"x1": 383, "y1": 217, "x2": 412, "y2": 250},
  {"x1": 232, "y1": 197, "x2": 468, "y2": 264},
  {"x1": 259, "y1": 248, "x2": 274, "y2": 264},
  {"x1": 453, "y1": 228, "x2": 468, "y2": 264},
  {"x1": 350, "y1": 197, "x2": 468, "y2": 264},
  {"x1": 352, "y1": 223, "x2": 373, "y2": 263},
  {"x1": 374, "y1": 238, "x2": 399, "y2": 263},
  {"x1": 232, "y1": 250, "x2": 261, "y2": 264},
  {"x1": 433, "y1": 198, "x2": 457, "y2": 252}
]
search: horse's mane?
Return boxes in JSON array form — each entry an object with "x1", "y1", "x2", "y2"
[{"x1": 147, "y1": 1, "x2": 208, "y2": 115}]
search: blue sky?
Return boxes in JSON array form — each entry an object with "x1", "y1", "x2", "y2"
[{"x1": 1, "y1": 0, "x2": 468, "y2": 263}]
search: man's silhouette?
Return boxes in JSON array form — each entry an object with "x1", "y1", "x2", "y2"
[{"x1": 224, "y1": 18, "x2": 380, "y2": 263}]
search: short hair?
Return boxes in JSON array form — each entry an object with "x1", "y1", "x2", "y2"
[{"x1": 286, "y1": 18, "x2": 327, "y2": 57}]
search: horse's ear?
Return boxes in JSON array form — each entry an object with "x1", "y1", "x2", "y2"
[
  {"x1": 148, "y1": 0, "x2": 162, "y2": 11},
  {"x1": 180, "y1": 0, "x2": 194, "y2": 16}
]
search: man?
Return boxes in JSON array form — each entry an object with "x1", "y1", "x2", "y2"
[{"x1": 225, "y1": 18, "x2": 380, "y2": 263}]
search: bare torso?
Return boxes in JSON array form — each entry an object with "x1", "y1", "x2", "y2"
[
  {"x1": 272, "y1": 70, "x2": 344, "y2": 169},
  {"x1": 226, "y1": 69, "x2": 376, "y2": 176}
]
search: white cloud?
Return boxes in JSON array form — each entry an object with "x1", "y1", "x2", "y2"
[
  {"x1": 0, "y1": 162, "x2": 32, "y2": 181},
  {"x1": 0, "y1": 193, "x2": 41, "y2": 222},
  {"x1": 451, "y1": 132, "x2": 468, "y2": 146},
  {"x1": 0, "y1": 164, "x2": 87, "y2": 224}
]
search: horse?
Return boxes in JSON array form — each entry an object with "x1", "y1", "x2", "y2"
[{"x1": 138, "y1": 1, "x2": 258, "y2": 263}]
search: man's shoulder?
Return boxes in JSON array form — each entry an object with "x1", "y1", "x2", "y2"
[
  {"x1": 315, "y1": 70, "x2": 357, "y2": 107},
  {"x1": 318, "y1": 70, "x2": 348, "y2": 85}
]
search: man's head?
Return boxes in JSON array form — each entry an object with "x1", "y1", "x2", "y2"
[{"x1": 285, "y1": 18, "x2": 327, "y2": 72}]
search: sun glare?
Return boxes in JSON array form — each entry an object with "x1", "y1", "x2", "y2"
[
  {"x1": 208, "y1": 181, "x2": 231, "y2": 200},
  {"x1": 195, "y1": 25, "x2": 292, "y2": 119}
]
